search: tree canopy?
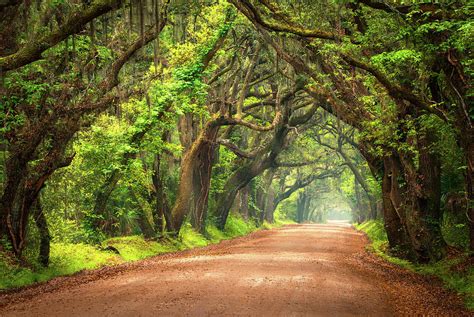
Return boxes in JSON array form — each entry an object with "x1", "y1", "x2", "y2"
[{"x1": 0, "y1": 0, "x2": 472, "y2": 272}]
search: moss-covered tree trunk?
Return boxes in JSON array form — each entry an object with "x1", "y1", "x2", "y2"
[
  {"x1": 399, "y1": 132, "x2": 446, "y2": 262},
  {"x1": 0, "y1": 125, "x2": 74, "y2": 258},
  {"x1": 296, "y1": 191, "x2": 309, "y2": 223},
  {"x1": 382, "y1": 155, "x2": 415, "y2": 260},
  {"x1": 170, "y1": 120, "x2": 220, "y2": 234},
  {"x1": 91, "y1": 170, "x2": 121, "y2": 234},
  {"x1": 464, "y1": 137, "x2": 474, "y2": 251},
  {"x1": 32, "y1": 197, "x2": 51, "y2": 267},
  {"x1": 151, "y1": 152, "x2": 173, "y2": 235},
  {"x1": 216, "y1": 159, "x2": 273, "y2": 230},
  {"x1": 238, "y1": 186, "x2": 250, "y2": 220},
  {"x1": 264, "y1": 186, "x2": 276, "y2": 223}
]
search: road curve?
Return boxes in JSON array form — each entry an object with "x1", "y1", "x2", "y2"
[{"x1": 0, "y1": 222, "x2": 469, "y2": 316}]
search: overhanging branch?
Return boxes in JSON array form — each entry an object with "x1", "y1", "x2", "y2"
[
  {"x1": 217, "y1": 139, "x2": 259, "y2": 159},
  {"x1": 0, "y1": 0, "x2": 122, "y2": 72}
]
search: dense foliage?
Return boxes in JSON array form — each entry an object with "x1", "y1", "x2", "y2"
[{"x1": 0, "y1": 0, "x2": 472, "y2": 303}]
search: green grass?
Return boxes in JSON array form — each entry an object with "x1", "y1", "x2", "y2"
[
  {"x1": 0, "y1": 243, "x2": 122, "y2": 289},
  {"x1": 0, "y1": 213, "x2": 290, "y2": 290},
  {"x1": 355, "y1": 220, "x2": 474, "y2": 310},
  {"x1": 104, "y1": 236, "x2": 174, "y2": 261}
]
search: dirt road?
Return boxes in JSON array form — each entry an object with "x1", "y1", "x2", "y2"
[{"x1": 0, "y1": 223, "x2": 469, "y2": 316}]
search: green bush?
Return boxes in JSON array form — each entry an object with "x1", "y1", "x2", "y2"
[
  {"x1": 441, "y1": 213, "x2": 469, "y2": 249},
  {"x1": 224, "y1": 214, "x2": 257, "y2": 236}
]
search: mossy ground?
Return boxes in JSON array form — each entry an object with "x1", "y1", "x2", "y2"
[
  {"x1": 355, "y1": 220, "x2": 474, "y2": 310},
  {"x1": 0, "y1": 214, "x2": 292, "y2": 290}
]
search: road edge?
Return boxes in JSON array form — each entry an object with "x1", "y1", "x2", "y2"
[{"x1": 0, "y1": 224, "x2": 295, "y2": 309}]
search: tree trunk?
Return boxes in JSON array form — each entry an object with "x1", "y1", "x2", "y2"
[
  {"x1": 170, "y1": 120, "x2": 219, "y2": 234},
  {"x1": 151, "y1": 152, "x2": 173, "y2": 234},
  {"x1": 437, "y1": 53, "x2": 473, "y2": 250},
  {"x1": 178, "y1": 113, "x2": 198, "y2": 152},
  {"x1": 303, "y1": 195, "x2": 312, "y2": 222},
  {"x1": 399, "y1": 132, "x2": 446, "y2": 262},
  {"x1": 264, "y1": 186, "x2": 276, "y2": 223},
  {"x1": 90, "y1": 170, "x2": 121, "y2": 233},
  {"x1": 257, "y1": 169, "x2": 274, "y2": 224},
  {"x1": 296, "y1": 191, "x2": 308, "y2": 223},
  {"x1": 32, "y1": 197, "x2": 51, "y2": 267},
  {"x1": 255, "y1": 185, "x2": 266, "y2": 225},
  {"x1": 248, "y1": 180, "x2": 258, "y2": 220},
  {"x1": 369, "y1": 199, "x2": 378, "y2": 220},
  {"x1": 465, "y1": 138, "x2": 474, "y2": 251},
  {"x1": 239, "y1": 186, "x2": 250, "y2": 220},
  {"x1": 354, "y1": 177, "x2": 365, "y2": 223},
  {"x1": 0, "y1": 134, "x2": 73, "y2": 257},
  {"x1": 129, "y1": 186, "x2": 156, "y2": 239},
  {"x1": 136, "y1": 209, "x2": 156, "y2": 239},
  {"x1": 382, "y1": 155, "x2": 415, "y2": 260},
  {"x1": 217, "y1": 164, "x2": 263, "y2": 229}
]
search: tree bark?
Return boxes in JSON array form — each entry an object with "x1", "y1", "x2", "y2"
[
  {"x1": 0, "y1": 0, "x2": 123, "y2": 71},
  {"x1": 151, "y1": 152, "x2": 173, "y2": 234},
  {"x1": 215, "y1": 89, "x2": 313, "y2": 229},
  {"x1": 382, "y1": 155, "x2": 415, "y2": 260},
  {"x1": 90, "y1": 170, "x2": 121, "y2": 233},
  {"x1": 296, "y1": 191, "x2": 308, "y2": 223},
  {"x1": 32, "y1": 197, "x2": 51, "y2": 267},
  {"x1": 170, "y1": 120, "x2": 220, "y2": 234},
  {"x1": 264, "y1": 185, "x2": 276, "y2": 223},
  {"x1": 399, "y1": 131, "x2": 446, "y2": 262},
  {"x1": 354, "y1": 177, "x2": 366, "y2": 223},
  {"x1": 238, "y1": 186, "x2": 250, "y2": 220},
  {"x1": 216, "y1": 158, "x2": 273, "y2": 229},
  {"x1": 0, "y1": 124, "x2": 75, "y2": 257}
]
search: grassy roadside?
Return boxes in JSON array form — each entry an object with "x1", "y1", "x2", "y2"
[
  {"x1": 0, "y1": 215, "x2": 293, "y2": 290},
  {"x1": 355, "y1": 220, "x2": 474, "y2": 310}
]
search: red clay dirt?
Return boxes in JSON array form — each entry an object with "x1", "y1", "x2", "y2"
[{"x1": 0, "y1": 222, "x2": 470, "y2": 316}]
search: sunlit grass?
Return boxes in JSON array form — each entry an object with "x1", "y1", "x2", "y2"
[
  {"x1": 104, "y1": 236, "x2": 173, "y2": 261},
  {"x1": 0, "y1": 243, "x2": 122, "y2": 289}
]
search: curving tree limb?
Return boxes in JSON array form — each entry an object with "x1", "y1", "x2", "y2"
[{"x1": 0, "y1": 0, "x2": 122, "y2": 72}]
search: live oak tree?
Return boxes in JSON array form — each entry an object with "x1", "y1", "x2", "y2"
[
  {"x1": 1, "y1": 0, "x2": 170, "y2": 260},
  {"x1": 0, "y1": 0, "x2": 471, "y2": 268},
  {"x1": 228, "y1": 0, "x2": 471, "y2": 262}
]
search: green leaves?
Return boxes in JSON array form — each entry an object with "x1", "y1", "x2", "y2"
[
  {"x1": 371, "y1": 49, "x2": 425, "y2": 87},
  {"x1": 0, "y1": 97, "x2": 25, "y2": 136}
]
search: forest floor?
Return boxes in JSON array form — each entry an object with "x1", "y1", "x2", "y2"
[{"x1": 0, "y1": 222, "x2": 470, "y2": 316}]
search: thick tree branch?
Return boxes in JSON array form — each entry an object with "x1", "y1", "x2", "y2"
[
  {"x1": 275, "y1": 158, "x2": 319, "y2": 168},
  {"x1": 217, "y1": 139, "x2": 259, "y2": 159},
  {"x1": 274, "y1": 170, "x2": 339, "y2": 206},
  {"x1": 340, "y1": 54, "x2": 447, "y2": 120},
  {"x1": 243, "y1": 99, "x2": 276, "y2": 112},
  {"x1": 243, "y1": 4, "x2": 447, "y2": 123},
  {"x1": 0, "y1": 0, "x2": 122, "y2": 71},
  {"x1": 212, "y1": 112, "x2": 281, "y2": 131},
  {"x1": 236, "y1": 42, "x2": 262, "y2": 117},
  {"x1": 289, "y1": 103, "x2": 319, "y2": 126},
  {"x1": 207, "y1": 54, "x2": 237, "y2": 85},
  {"x1": 229, "y1": 0, "x2": 341, "y2": 41}
]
